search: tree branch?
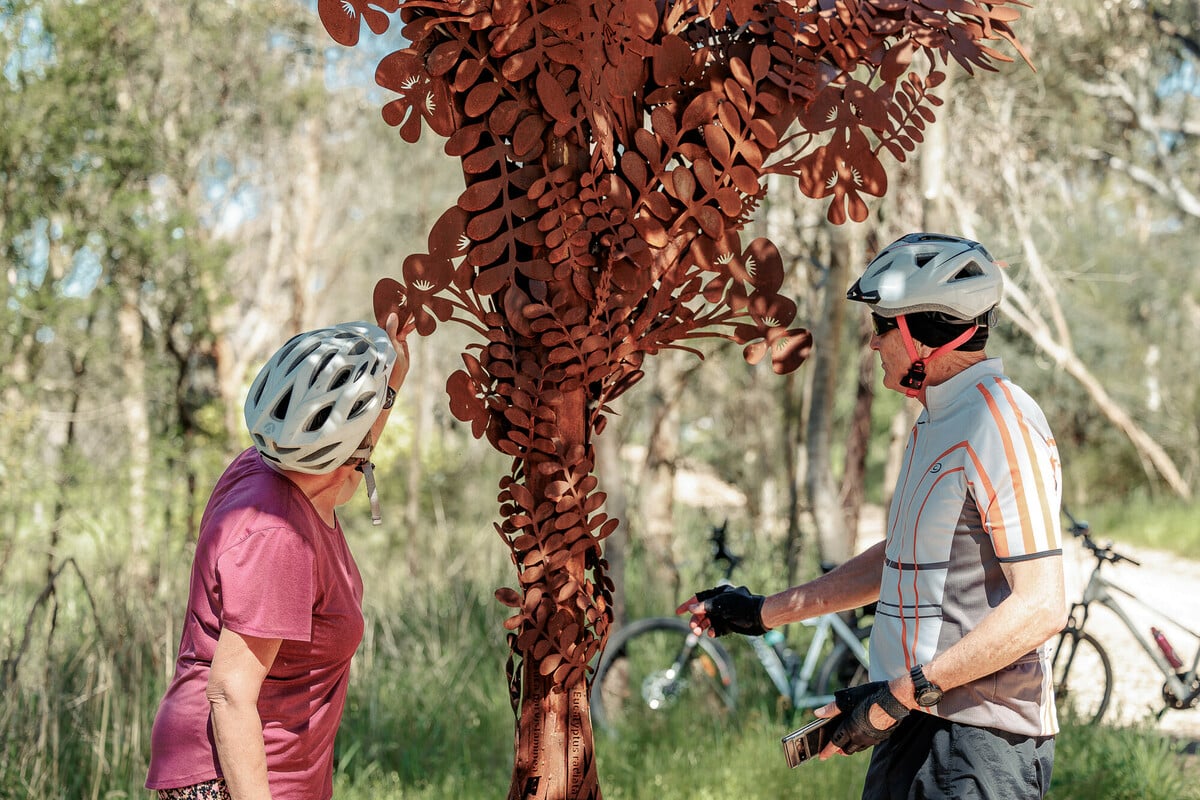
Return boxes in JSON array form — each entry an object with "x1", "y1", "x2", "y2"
[{"x1": 1081, "y1": 146, "x2": 1200, "y2": 218}]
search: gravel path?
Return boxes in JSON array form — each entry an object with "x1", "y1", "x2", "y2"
[{"x1": 1059, "y1": 536, "x2": 1200, "y2": 743}]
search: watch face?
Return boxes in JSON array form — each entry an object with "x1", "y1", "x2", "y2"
[{"x1": 911, "y1": 665, "x2": 941, "y2": 706}]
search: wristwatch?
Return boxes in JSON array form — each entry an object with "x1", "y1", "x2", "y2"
[{"x1": 910, "y1": 664, "x2": 944, "y2": 707}]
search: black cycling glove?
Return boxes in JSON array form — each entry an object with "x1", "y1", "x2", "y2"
[
  {"x1": 695, "y1": 585, "x2": 768, "y2": 637},
  {"x1": 829, "y1": 681, "x2": 910, "y2": 755}
]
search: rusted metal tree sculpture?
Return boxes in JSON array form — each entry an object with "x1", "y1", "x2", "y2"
[{"x1": 319, "y1": 1, "x2": 1028, "y2": 797}]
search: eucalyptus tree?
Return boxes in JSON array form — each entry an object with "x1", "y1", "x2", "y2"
[
  {"x1": 926, "y1": 0, "x2": 1198, "y2": 499},
  {"x1": 1, "y1": 0, "x2": 354, "y2": 581}
]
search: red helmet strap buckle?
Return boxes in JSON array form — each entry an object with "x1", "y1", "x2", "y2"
[{"x1": 896, "y1": 315, "x2": 978, "y2": 398}]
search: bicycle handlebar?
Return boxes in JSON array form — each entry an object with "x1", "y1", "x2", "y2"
[
  {"x1": 709, "y1": 521, "x2": 741, "y2": 580},
  {"x1": 1062, "y1": 507, "x2": 1141, "y2": 568}
]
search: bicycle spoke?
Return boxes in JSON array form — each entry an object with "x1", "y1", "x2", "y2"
[{"x1": 592, "y1": 621, "x2": 736, "y2": 736}]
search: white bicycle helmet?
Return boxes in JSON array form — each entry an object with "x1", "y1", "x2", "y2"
[
  {"x1": 244, "y1": 322, "x2": 396, "y2": 475},
  {"x1": 846, "y1": 233, "x2": 1004, "y2": 322}
]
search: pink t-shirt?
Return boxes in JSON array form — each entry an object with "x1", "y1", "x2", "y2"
[{"x1": 147, "y1": 448, "x2": 364, "y2": 799}]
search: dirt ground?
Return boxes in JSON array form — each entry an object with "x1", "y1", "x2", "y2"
[{"x1": 1058, "y1": 536, "x2": 1200, "y2": 746}]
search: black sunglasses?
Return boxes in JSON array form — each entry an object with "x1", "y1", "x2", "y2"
[{"x1": 871, "y1": 313, "x2": 900, "y2": 336}]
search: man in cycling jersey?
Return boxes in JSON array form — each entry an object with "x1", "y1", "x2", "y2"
[{"x1": 680, "y1": 233, "x2": 1069, "y2": 799}]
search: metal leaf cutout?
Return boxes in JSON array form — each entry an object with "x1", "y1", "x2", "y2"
[{"x1": 325, "y1": 2, "x2": 1029, "y2": 797}]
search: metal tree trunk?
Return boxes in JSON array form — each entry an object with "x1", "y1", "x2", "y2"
[{"x1": 508, "y1": 386, "x2": 599, "y2": 799}]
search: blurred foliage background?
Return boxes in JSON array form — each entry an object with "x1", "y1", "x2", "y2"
[{"x1": 2, "y1": 0, "x2": 1198, "y2": 797}]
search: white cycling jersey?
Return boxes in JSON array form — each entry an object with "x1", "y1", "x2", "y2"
[{"x1": 869, "y1": 358, "x2": 1064, "y2": 737}]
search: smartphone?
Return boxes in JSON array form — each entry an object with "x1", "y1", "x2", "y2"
[{"x1": 781, "y1": 715, "x2": 833, "y2": 768}]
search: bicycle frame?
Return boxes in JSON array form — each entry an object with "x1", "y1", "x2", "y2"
[
  {"x1": 1072, "y1": 566, "x2": 1200, "y2": 713},
  {"x1": 747, "y1": 612, "x2": 870, "y2": 709}
]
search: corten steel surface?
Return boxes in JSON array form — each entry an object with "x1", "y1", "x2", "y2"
[{"x1": 325, "y1": 2, "x2": 1029, "y2": 797}]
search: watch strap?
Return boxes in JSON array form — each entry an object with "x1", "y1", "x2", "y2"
[{"x1": 910, "y1": 663, "x2": 943, "y2": 706}]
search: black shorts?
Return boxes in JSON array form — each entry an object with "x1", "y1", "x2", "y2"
[{"x1": 862, "y1": 712, "x2": 1054, "y2": 800}]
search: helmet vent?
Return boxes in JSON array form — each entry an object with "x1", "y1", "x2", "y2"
[
  {"x1": 272, "y1": 388, "x2": 293, "y2": 421},
  {"x1": 299, "y1": 443, "x2": 340, "y2": 464},
  {"x1": 348, "y1": 340, "x2": 370, "y2": 356},
  {"x1": 287, "y1": 341, "x2": 324, "y2": 375},
  {"x1": 328, "y1": 365, "x2": 352, "y2": 391},
  {"x1": 347, "y1": 394, "x2": 374, "y2": 420},
  {"x1": 312, "y1": 352, "x2": 339, "y2": 387},
  {"x1": 306, "y1": 404, "x2": 333, "y2": 432},
  {"x1": 915, "y1": 253, "x2": 936, "y2": 268},
  {"x1": 274, "y1": 334, "x2": 304, "y2": 364},
  {"x1": 250, "y1": 375, "x2": 267, "y2": 406},
  {"x1": 953, "y1": 260, "x2": 984, "y2": 280}
]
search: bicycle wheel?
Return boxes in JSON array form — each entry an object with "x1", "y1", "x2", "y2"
[
  {"x1": 1049, "y1": 628, "x2": 1112, "y2": 726},
  {"x1": 590, "y1": 617, "x2": 737, "y2": 736},
  {"x1": 814, "y1": 624, "x2": 872, "y2": 697}
]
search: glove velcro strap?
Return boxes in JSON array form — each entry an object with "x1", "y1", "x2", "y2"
[
  {"x1": 835, "y1": 681, "x2": 882, "y2": 714},
  {"x1": 873, "y1": 687, "x2": 910, "y2": 724},
  {"x1": 829, "y1": 683, "x2": 908, "y2": 755}
]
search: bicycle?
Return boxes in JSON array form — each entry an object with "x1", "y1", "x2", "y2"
[
  {"x1": 590, "y1": 522, "x2": 872, "y2": 735},
  {"x1": 1050, "y1": 508, "x2": 1200, "y2": 726}
]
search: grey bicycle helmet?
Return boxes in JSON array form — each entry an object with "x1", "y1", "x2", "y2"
[
  {"x1": 244, "y1": 322, "x2": 396, "y2": 475},
  {"x1": 846, "y1": 233, "x2": 1004, "y2": 322}
]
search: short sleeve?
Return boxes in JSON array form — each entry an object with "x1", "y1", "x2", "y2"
[
  {"x1": 216, "y1": 527, "x2": 315, "y2": 641},
  {"x1": 966, "y1": 379, "x2": 1063, "y2": 560}
]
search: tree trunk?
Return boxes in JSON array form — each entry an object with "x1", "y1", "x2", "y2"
[
  {"x1": 403, "y1": 334, "x2": 430, "y2": 564},
  {"x1": 839, "y1": 314, "x2": 875, "y2": 545},
  {"x1": 289, "y1": 117, "x2": 322, "y2": 332},
  {"x1": 806, "y1": 225, "x2": 856, "y2": 564},
  {"x1": 508, "y1": 385, "x2": 601, "y2": 800},
  {"x1": 510, "y1": 670, "x2": 597, "y2": 800},
  {"x1": 118, "y1": 286, "x2": 151, "y2": 576},
  {"x1": 638, "y1": 352, "x2": 687, "y2": 600},
  {"x1": 920, "y1": 65, "x2": 955, "y2": 231}
]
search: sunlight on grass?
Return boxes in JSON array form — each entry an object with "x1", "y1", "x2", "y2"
[{"x1": 3, "y1": 499, "x2": 1198, "y2": 798}]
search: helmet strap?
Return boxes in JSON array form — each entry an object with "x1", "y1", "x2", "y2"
[
  {"x1": 896, "y1": 315, "x2": 978, "y2": 399},
  {"x1": 352, "y1": 444, "x2": 382, "y2": 526}
]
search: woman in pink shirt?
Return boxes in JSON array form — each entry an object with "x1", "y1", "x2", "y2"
[{"x1": 147, "y1": 314, "x2": 411, "y2": 800}]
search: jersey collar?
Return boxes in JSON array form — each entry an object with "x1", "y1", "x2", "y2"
[{"x1": 922, "y1": 358, "x2": 1005, "y2": 419}]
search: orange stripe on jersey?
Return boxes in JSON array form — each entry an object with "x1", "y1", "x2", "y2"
[
  {"x1": 963, "y1": 444, "x2": 1005, "y2": 556},
  {"x1": 994, "y1": 379, "x2": 1060, "y2": 551},
  {"x1": 890, "y1": 427, "x2": 921, "y2": 535},
  {"x1": 910, "y1": 467, "x2": 966, "y2": 661},
  {"x1": 891, "y1": 427, "x2": 921, "y2": 669},
  {"x1": 978, "y1": 380, "x2": 1037, "y2": 555},
  {"x1": 1044, "y1": 438, "x2": 1060, "y2": 549}
]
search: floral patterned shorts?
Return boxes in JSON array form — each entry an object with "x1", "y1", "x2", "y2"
[{"x1": 157, "y1": 779, "x2": 231, "y2": 800}]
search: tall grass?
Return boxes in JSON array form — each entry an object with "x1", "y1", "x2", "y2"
[
  {"x1": 1078, "y1": 495, "x2": 1200, "y2": 558},
  {"x1": 0, "y1": 558, "x2": 177, "y2": 799},
  {"x1": 2, "y1": 497, "x2": 1197, "y2": 798}
]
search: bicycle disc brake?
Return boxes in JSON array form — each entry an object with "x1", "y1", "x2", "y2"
[
  {"x1": 1162, "y1": 673, "x2": 1200, "y2": 710},
  {"x1": 642, "y1": 670, "x2": 685, "y2": 710}
]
